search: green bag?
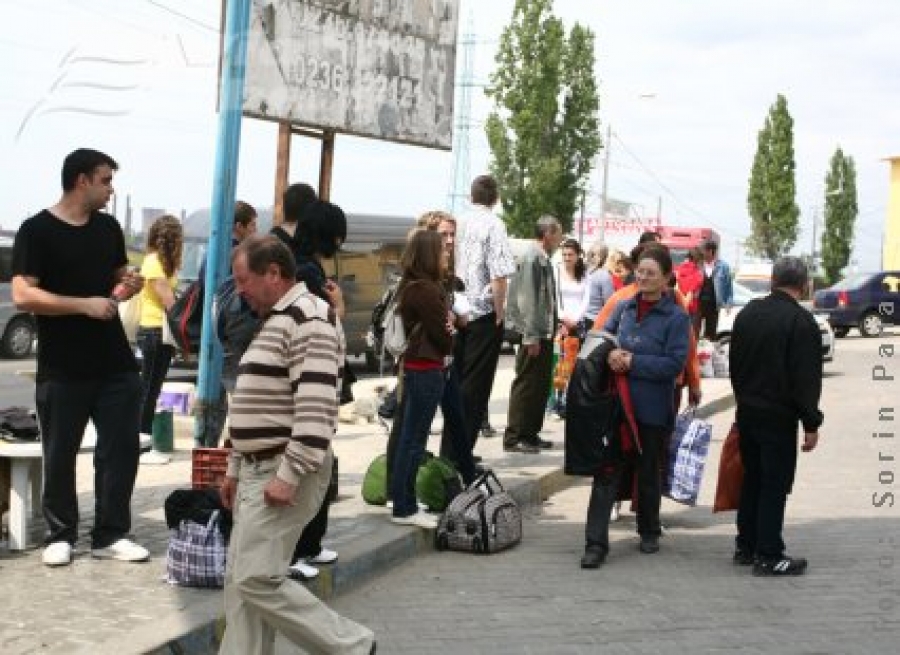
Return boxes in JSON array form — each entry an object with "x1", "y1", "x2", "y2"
[
  {"x1": 415, "y1": 453, "x2": 463, "y2": 512},
  {"x1": 362, "y1": 454, "x2": 388, "y2": 506}
]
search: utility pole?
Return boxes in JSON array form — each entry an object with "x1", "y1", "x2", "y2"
[
  {"x1": 598, "y1": 123, "x2": 612, "y2": 241},
  {"x1": 194, "y1": 0, "x2": 252, "y2": 447},
  {"x1": 578, "y1": 188, "x2": 586, "y2": 244}
]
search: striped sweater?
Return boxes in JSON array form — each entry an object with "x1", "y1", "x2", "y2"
[{"x1": 226, "y1": 283, "x2": 344, "y2": 486}]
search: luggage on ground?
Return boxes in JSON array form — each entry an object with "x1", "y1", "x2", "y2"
[
  {"x1": 415, "y1": 452, "x2": 462, "y2": 512},
  {"x1": 434, "y1": 470, "x2": 522, "y2": 554},
  {"x1": 362, "y1": 454, "x2": 389, "y2": 506},
  {"x1": 665, "y1": 408, "x2": 712, "y2": 506}
]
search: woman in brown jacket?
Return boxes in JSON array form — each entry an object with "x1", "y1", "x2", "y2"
[{"x1": 389, "y1": 229, "x2": 474, "y2": 528}]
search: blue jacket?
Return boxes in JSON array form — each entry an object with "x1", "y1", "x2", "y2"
[
  {"x1": 604, "y1": 292, "x2": 690, "y2": 428},
  {"x1": 709, "y1": 259, "x2": 733, "y2": 307}
]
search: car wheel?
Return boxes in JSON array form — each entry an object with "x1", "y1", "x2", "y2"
[
  {"x1": 1, "y1": 316, "x2": 35, "y2": 359},
  {"x1": 832, "y1": 326, "x2": 850, "y2": 338},
  {"x1": 859, "y1": 311, "x2": 883, "y2": 338}
]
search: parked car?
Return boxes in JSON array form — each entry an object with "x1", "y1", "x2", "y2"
[
  {"x1": 716, "y1": 281, "x2": 835, "y2": 362},
  {"x1": 813, "y1": 271, "x2": 900, "y2": 338},
  {"x1": 0, "y1": 238, "x2": 37, "y2": 359}
]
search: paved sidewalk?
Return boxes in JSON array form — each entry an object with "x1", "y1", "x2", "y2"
[{"x1": 0, "y1": 357, "x2": 734, "y2": 655}]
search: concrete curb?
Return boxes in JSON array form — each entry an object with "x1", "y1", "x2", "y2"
[{"x1": 148, "y1": 391, "x2": 736, "y2": 655}]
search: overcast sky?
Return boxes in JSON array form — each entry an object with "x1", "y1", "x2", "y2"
[{"x1": 1, "y1": 0, "x2": 897, "y2": 271}]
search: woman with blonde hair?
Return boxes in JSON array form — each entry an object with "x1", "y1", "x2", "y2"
[
  {"x1": 605, "y1": 248, "x2": 632, "y2": 290},
  {"x1": 136, "y1": 214, "x2": 183, "y2": 439}
]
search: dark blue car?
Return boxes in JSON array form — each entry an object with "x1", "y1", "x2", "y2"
[{"x1": 813, "y1": 271, "x2": 900, "y2": 337}]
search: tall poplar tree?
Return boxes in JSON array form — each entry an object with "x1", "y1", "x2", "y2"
[
  {"x1": 746, "y1": 94, "x2": 800, "y2": 259},
  {"x1": 485, "y1": 0, "x2": 601, "y2": 236},
  {"x1": 821, "y1": 147, "x2": 859, "y2": 284}
]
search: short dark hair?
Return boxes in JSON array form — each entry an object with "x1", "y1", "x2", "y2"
[
  {"x1": 233, "y1": 234, "x2": 297, "y2": 280},
  {"x1": 297, "y1": 200, "x2": 347, "y2": 259},
  {"x1": 638, "y1": 230, "x2": 660, "y2": 244},
  {"x1": 470, "y1": 175, "x2": 499, "y2": 207},
  {"x1": 772, "y1": 256, "x2": 809, "y2": 291},
  {"x1": 702, "y1": 239, "x2": 718, "y2": 253},
  {"x1": 234, "y1": 200, "x2": 257, "y2": 228},
  {"x1": 636, "y1": 244, "x2": 674, "y2": 276},
  {"x1": 61, "y1": 148, "x2": 118, "y2": 191},
  {"x1": 283, "y1": 183, "x2": 318, "y2": 224}
]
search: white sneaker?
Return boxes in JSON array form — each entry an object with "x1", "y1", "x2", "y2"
[
  {"x1": 288, "y1": 560, "x2": 320, "y2": 580},
  {"x1": 42, "y1": 541, "x2": 73, "y2": 567},
  {"x1": 391, "y1": 512, "x2": 438, "y2": 529},
  {"x1": 139, "y1": 450, "x2": 172, "y2": 465},
  {"x1": 387, "y1": 500, "x2": 429, "y2": 512},
  {"x1": 307, "y1": 547, "x2": 338, "y2": 565},
  {"x1": 91, "y1": 538, "x2": 149, "y2": 562},
  {"x1": 610, "y1": 502, "x2": 621, "y2": 522}
]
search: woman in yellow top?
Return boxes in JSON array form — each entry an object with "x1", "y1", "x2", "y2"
[{"x1": 136, "y1": 215, "x2": 183, "y2": 437}]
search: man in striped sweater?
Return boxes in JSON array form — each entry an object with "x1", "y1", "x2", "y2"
[{"x1": 219, "y1": 236, "x2": 375, "y2": 654}]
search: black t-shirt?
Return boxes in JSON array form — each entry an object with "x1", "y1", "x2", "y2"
[{"x1": 12, "y1": 210, "x2": 138, "y2": 381}]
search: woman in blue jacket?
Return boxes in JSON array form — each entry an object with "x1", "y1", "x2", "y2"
[{"x1": 581, "y1": 245, "x2": 690, "y2": 568}]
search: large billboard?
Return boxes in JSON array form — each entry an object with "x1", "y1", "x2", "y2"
[{"x1": 244, "y1": 0, "x2": 459, "y2": 150}]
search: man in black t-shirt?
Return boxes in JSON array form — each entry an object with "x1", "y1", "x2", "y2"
[{"x1": 12, "y1": 148, "x2": 150, "y2": 567}]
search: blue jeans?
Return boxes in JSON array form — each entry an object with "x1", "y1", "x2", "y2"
[
  {"x1": 391, "y1": 368, "x2": 444, "y2": 517},
  {"x1": 438, "y1": 364, "x2": 477, "y2": 485}
]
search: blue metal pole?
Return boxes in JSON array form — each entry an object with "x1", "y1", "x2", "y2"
[{"x1": 194, "y1": 0, "x2": 251, "y2": 446}]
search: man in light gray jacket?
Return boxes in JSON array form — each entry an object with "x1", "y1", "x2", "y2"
[{"x1": 503, "y1": 216, "x2": 563, "y2": 454}]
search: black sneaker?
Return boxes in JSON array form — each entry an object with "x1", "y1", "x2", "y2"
[
  {"x1": 733, "y1": 549, "x2": 755, "y2": 566},
  {"x1": 503, "y1": 441, "x2": 540, "y2": 454},
  {"x1": 639, "y1": 536, "x2": 660, "y2": 554},
  {"x1": 580, "y1": 545, "x2": 608, "y2": 569},
  {"x1": 522, "y1": 435, "x2": 553, "y2": 450},
  {"x1": 753, "y1": 555, "x2": 808, "y2": 576}
]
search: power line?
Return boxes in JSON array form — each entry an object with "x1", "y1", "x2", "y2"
[
  {"x1": 144, "y1": 0, "x2": 219, "y2": 34},
  {"x1": 610, "y1": 131, "x2": 744, "y2": 241}
]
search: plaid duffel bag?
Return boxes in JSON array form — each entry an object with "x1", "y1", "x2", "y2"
[
  {"x1": 434, "y1": 471, "x2": 522, "y2": 554},
  {"x1": 166, "y1": 510, "x2": 227, "y2": 588}
]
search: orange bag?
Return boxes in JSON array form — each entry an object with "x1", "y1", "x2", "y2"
[{"x1": 713, "y1": 423, "x2": 743, "y2": 512}]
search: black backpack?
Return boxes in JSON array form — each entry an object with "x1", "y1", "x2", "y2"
[{"x1": 166, "y1": 280, "x2": 204, "y2": 355}]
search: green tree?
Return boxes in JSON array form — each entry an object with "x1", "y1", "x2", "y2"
[
  {"x1": 821, "y1": 147, "x2": 858, "y2": 284},
  {"x1": 746, "y1": 94, "x2": 800, "y2": 259},
  {"x1": 485, "y1": 0, "x2": 601, "y2": 236}
]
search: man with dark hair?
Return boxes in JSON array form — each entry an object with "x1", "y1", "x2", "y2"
[
  {"x1": 12, "y1": 148, "x2": 149, "y2": 566},
  {"x1": 503, "y1": 216, "x2": 563, "y2": 453},
  {"x1": 638, "y1": 230, "x2": 661, "y2": 245},
  {"x1": 729, "y1": 256, "x2": 823, "y2": 577},
  {"x1": 697, "y1": 239, "x2": 733, "y2": 339},
  {"x1": 219, "y1": 235, "x2": 374, "y2": 654},
  {"x1": 453, "y1": 174, "x2": 516, "y2": 456},
  {"x1": 469, "y1": 174, "x2": 499, "y2": 207}
]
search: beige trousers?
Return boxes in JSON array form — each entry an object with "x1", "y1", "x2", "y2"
[{"x1": 219, "y1": 450, "x2": 374, "y2": 655}]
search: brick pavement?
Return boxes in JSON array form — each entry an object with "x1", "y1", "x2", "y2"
[
  {"x1": 0, "y1": 356, "x2": 737, "y2": 655},
  {"x1": 322, "y1": 337, "x2": 900, "y2": 655}
]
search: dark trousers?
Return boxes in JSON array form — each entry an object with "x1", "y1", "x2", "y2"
[
  {"x1": 698, "y1": 303, "x2": 719, "y2": 341},
  {"x1": 35, "y1": 372, "x2": 143, "y2": 548},
  {"x1": 736, "y1": 408, "x2": 798, "y2": 559},
  {"x1": 585, "y1": 424, "x2": 667, "y2": 549},
  {"x1": 292, "y1": 469, "x2": 331, "y2": 561},
  {"x1": 136, "y1": 327, "x2": 174, "y2": 435},
  {"x1": 451, "y1": 313, "x2": 504, "y2": 450},
  {"x1": 385, "y1": 382, "x2": 406, "y2": 499},
  {"x1": 391, "y1": 369, "x2": 445, "y2": 517},
  {"x1": 436, "y1": 365, "x2": 477, "y2": 484},
  {"x1": 503, "y1": 339, "x2": 554, "y2": 447}
]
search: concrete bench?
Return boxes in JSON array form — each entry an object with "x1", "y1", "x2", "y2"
[{"x1": 0, "y1": 424, "x2": 151, "y2": 551}]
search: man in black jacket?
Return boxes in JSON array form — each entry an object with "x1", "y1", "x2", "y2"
[{"x1": 729, "y1": 256, "x2": 823, "y2": 576}]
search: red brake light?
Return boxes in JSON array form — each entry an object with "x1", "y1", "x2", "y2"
[{"x1": 837, "y1": 291, "x2": 848, "y2": 307}]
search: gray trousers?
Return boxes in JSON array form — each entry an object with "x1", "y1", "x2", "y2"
[{"x1": 220, "y1": 450, "x2": 373, "y2": 655}]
